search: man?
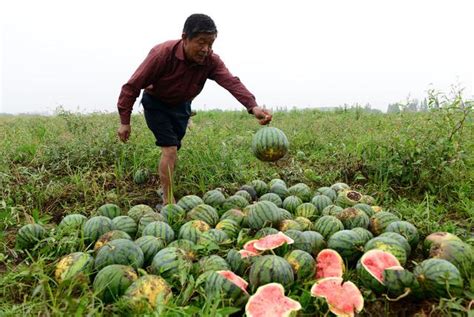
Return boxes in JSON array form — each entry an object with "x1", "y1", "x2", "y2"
[{"x1": 117, "y1": 13, "x2": 272, "y2": 205}]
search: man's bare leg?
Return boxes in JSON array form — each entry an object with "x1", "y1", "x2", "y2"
[{"x1": 159, "y1": 146, "x2": 177, "y2": 205}]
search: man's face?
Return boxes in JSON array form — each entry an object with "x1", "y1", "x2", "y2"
[{"x1": 182, "y1": 33, "x2": 216, "y2": 64}]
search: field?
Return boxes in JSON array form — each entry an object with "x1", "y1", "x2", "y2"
[{"x1": 0, "y1": 96, "x2": 473, "y2": 316}]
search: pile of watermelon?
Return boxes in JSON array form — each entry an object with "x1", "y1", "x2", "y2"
[{"x1": 16, "y1": 180, "x2": 473, "y2": 316}]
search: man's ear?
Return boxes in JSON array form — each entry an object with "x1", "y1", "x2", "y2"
[{"x1": 181, "y1": 32, "x2": 187, "y2": 40}]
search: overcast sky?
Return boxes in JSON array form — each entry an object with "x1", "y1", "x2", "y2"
[{"x1": 1, "y1": 0, "x2": 473, "y2": 114}]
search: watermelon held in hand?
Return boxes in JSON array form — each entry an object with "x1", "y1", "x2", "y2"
[
  {"x1": 252, "y1": 127, "x2": 289, "y2": 162},
  {"x1": 310, "y1": 277, "x2": 364, "y2": 317},
  {"x1": 316, "y1": 249, "x2": 345, "y2": 279},
  {"x1": 245, "y1": 283, "x2": 301, "y2": 317}
]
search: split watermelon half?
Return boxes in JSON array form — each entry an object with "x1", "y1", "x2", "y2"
[
  {"x1": 245, "y1": 283, "x2": 301, "y2": 317},
  {"x1": 316, "y1": 249, "x2": 345, "y2": 279}
]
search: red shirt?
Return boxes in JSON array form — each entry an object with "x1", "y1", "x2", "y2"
[{"x1": 117, "y1": 39, "x2": 258, "y2": 124}]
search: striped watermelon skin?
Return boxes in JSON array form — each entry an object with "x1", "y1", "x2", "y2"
[
  {"x1": 364, "y1": 237, "x2": 408, "y2": 266},
  {"x1": 282, "y1": 196, "x2": 303, "y2": 213},
  {"x1": 226, "y1": 249, "x2": 255, "y2": 277},
  {"x1": 177, "y1": 195, "x2": 204, "y2": 212},
  {"x1": 83, "y1": 216, "x2": 115, "y2": 243},
  {"x1": 160, "y1": 204, "x2": 186, "y2": 227},
  {"x1": 15, "y1": 224, "x2": 47, "y2": 249},
  {"x1": 137, "y1": 212, "x2": 165, "y2": 236},
  {"x1": 298, "y1": 231, "x2": 326, "y2": 256},
  {"x1": 378, "y1": 232, "x2": 412, "y2": 255},
  {"x1": 168, "y1": 239, "x2": 197, "y2": 261},
  {"x1": 269, "y1": 179, "x2": 286, "y2": 187},
  {"x1": 321, "y1": 205, "x2": 344, "y2": 217},
  {"x1": 205, "y1": 271, "x2": 249, "y2": 306},
  {"x1": 255, "y1": 227, "x2": 280, "y2": 239},
  {"x1": 141, "y1": 221, "x2": 175, "y2": 244},
  {"x1": 112, "y1": 216, "x2": 138, "y2": 238},
  {"x1": 330, "y1": 182, "x2": 350, "y2": 193},
  {"x1": 150, "y1": 247, "x2": 192, "y2": 281},
  {"x1": 258, "y1": 193, "x2": 283, "y2": 207},
  {"x1": 312, "y1": 195, "x2": 334, "y2": 214},
  {"x1": 124, "y1": 275, "x2": 172, "y2": 311},
  {"x1": 428, "y1": 240, "x2": 474, "y2": 278},
  {"x1": 97, "y1": 203, "x2": 122, "y2": 219},
  {"x1": 336, "y1": 190, "x2": 363, "y2": 207},
  {"x1": 215, "y1": 219, "x2": 241, "y2": 239},
  {"x1": 385, "y1": 221, "x2": 419, "y2": 249},
  {"x1": 58, "y1": 214, "x2": 87, "y2": 231},
  {"x1": 288, "y1": 183, "x2": 312, "y2": 202},
  {"x1": 54, "y1": 252, "x2": 94, "y2": 283},
  {"x1": 294, "y1": 216, "x2": 312, "y2": 231},
  {"x1": 269, "y1": 184, "x2": 289, "y2": 200},
  {"x1": 235, "y1": 190, "x2": 253, "y2": 203},
  {"x1": 199, "y1": 255, "x2": 230, "y2": 273},
  {"x1": 222, "y1": 195, "x2": 249, "y2": 211},
  {"x1": 178, "y1": 220, "x2": 210, "y2": 243},
  {"x1": 198, "y1": 229, "x2": 229, "y2": 245},
  {"x1": 127, "y1": 205, "x2": 155, "y2": 223},
  {"x1": 187, "y1": 204, "x2": 219, "y2": 227},
  {"x1": 353, "y1": 203, "x2": 374, "y2": 217},
  {"x1": 285, "y1": 250, "x2": 316, "y2": 281},
  {"x1": 220, "y1": 209, "x2": 245, "y2": 225},
  {"x1": 369, "y1": 212, "x2": 400, "y2": 235},
  {"x1": 134, "y1": 235, "x2": 166, "y2": 265},
  {"x1": 247, "y1": 201, "x2": 283, "y2": 229},
  {"x1": 279, "y1": 219, "x2": 302, "y2": 232},
  {"x1": 327, "y1": 230, "x2": 365, "y2": 263},
  {"x1": 203, "y1": 189, "x2": 226, "y2": 209},
  {"x1": 93, "y1": 264, "x2": 138, "y2": 303},
  {"x1": 250, "y1": 180, "x2": 269, "y2": 197},
  {"x1": 251, "y1": 127, "x2": 289, "y2": 162},
  {"x1": 336, "y1": 207, "x2": 370, "y2": 229},
  {"x1": 351, "y1": 227, "x2": 374, "y2": 245},
  {"x1": 313, "y1": 215, "x2": 344, "y2": 240},
  {"x1": 413, "y1": 259, "x2": 464, "y2": 298},
  {"x1": 316, "y1": 187, "x2": 337, "y2": 201},
  {"x1": 295, "y1": 203, "x2": 317, "y2": 220},
  {"x1": 94, "y1": 239, "x2": 145, "y2": 271},
  {"x1": 249, "y1": 255, "x2": 294, "y2": 291},
  {"x1": 239, "y1": 185, "x2": 258, "y2": 201},
  {"x1": 94, "y1": 230, "x2": 132, "y2": 252}
]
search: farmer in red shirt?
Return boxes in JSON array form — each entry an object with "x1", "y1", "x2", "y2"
[{"x1": 117, "y1": 13, "x2": 272, "y2": 205}]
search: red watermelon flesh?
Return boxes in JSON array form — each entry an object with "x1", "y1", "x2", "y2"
[
  {"x1": 239, "y1": 249, "x2": 259, "y2": 258},
  {"x1": 217, "y1": 270, "x2": 249, "y2": 294},
  {"x1": 253, "y1": 232, "x2": 294, "y2": 251},
  {"x1": 361, "y1": 249, "x2": 401, "y2": 283},
  {"x1": 245, "y1": 283, "x2": 302, "y2": 317},
  {"x1": 244, "y1": 240, "x2": 261, "y2": 254},
  {"x1": 316, "y1": 249, "x2": 345, "y2": 279},
  {"x1": 311, "y1": 277, "x2": 364, "y2": 317}
]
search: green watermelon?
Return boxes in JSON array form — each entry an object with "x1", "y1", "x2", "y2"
[
  {"x1": 428, "y1": 240, "x2": 474, "y2": 278},
  {"x1": 279, "y1": 219, "x2": 302, "y2": 232},
  {"x1": 299, "y1": 231, "x2": 326, "y2": 256},
  {"x1": 127, "y1": 204, "x2": 155, "y2": 223},
  {"x1": 205, "y1": 270, "x2": 249, "y2": 306},
  {"x1": 235, "y1": 190, "x2": 253, "y2": 203},
  {"x1": 203, "y1": 189, "x2": 226, "y2": 209},
  {"x1": 168, "y1": 239, "x2": 197, "y2": 261},
  {"x1": 187, "y1": 204, "x2": 219, "y2": 227},
  {"x1": 335, "y1": 207, "x2": 370, "y2": 229},
  {"x1": 284, "y1": 250, "x2": 316, "y2": 281},
  {"x1": 316, "y1": 187, "x2": 337, "y2": 201},
  {"x1": 134, "y1": 235, "x2": 166, "y2": 265},
  {"x1": 327, "y1": 230, "x2": 365, "y2": 263},
  {"x1": 239, "y1": 185, "x2": 258, "y2": 201},
  {"x1": 177, "y1": 195, "x2": 204, "y2": 212},
  {"x1": 83, "y1": 216, "x2": 115, "y2": 243},
  {"x1": 364, "y1": 236, "x2": 408, "y2": 265},
  {"x1": 330, "y1": 182, "x2": 350, "y2": 193},
  {"x1": 58, "y1": 214, "x2": 87, "y2": 231},
  {"x1": 252, "y1": 127, "x2": 289, "y2": 162},
  {"x1": 269, "y1": 183, "x2": 289, "y2": 200},
  {"x1": 94, "y1": 230, "x2": 132, "y2": 252},
  {"x1": 295, "y1": 203, "x2": 317, "y2": 220},
  {"x1": 247, "y1": 201, "x2": 282, "y2": 229},
  {"x1": 336, "y1": 190, "x2": 363, "y2": 207},
  {"x1": 141, "y1": 221, "x2": 175, "y2": 244},
  {"x1": 150, "y1": 247, "x2": 192, "y2": 282},
  {"x1": 249, "y1": 255, "x2": 294, "y2": 291},
  {"x1": 258, "y1": 193, "x2": 283, "y2": 207},
  {"x1": 312, "y1": 195, "x2": 333, "y2": 214},
  {"x1": 178, "y1": 220, "x2": 210, "y2": 243},
  {"x1": 413, "y1": 259, "x2": 463, "y2": 298},
  {"x1": 282, "y1": 195, "x2": 303, "y2": 213},
  {"x1": 199, "y1": 255, "x2": 230, "y2": 273},
  {"x1": 54, "y1": 252, "x2": 94, "y2": 283},
  {"x1": 321, "y1": 204, "x2": 344, "y2": 217},
  {"x1": 378, "y1": 232, "x2": 412, "y2": 256},
  {"x1": 215, "y1": 219, "x2": 241, "y2": 239},
  {"x1": 250, "y1": 180, "x2": 269, "y2": 197},
  {"x1": 369, "y1": 212, "x2": 400, "y2": 235},
  {"x1": 288, "y1": 183, "x2": 312, "y2": 202},
  {"x1": 351, "y1": 227, "x2": 374, "y2": 245},
  {"x1": 93, "y1": 264, "x2": 138, "y2": 303},
  {"x1": 112, "y1": 216, "x2": 138, "y2": 238},
  {"x1": 133, "y1": 168, "x2": 150, "y2": 184},
  {"x1": 137, "y1": 212, "x2": 165, "y2": 235},
  {"x1": 160, "y1": 204, "x2": 186, "y2": 227},
  {"x1": 385, "y1": 221, "x2": 419, "y2": 249},
  {"x1": 97, "y1": 203, "x2": 122, "y2": 219},
  {"x1": 313, "y1": 215, "x2": 344, "y2": 240},
  {"x1": 222, "y1": 195, "x2": 249, "y2": 211},
  {"x1": 94, "y1": 239, "x2": 144, "y2": 270},
  {"x1": 353, "y1": 203, "x2": 374, "y2": 217},
  {"x1": 123, "y1": 275, "x2": 172, "y2": 312},
  {"x1": 294, "y1": 216, "x2": 312, "y2": 231},
  {"x1": 15, "y1": 223, "x2": 47, "y2": 249},
  {"x1": 220, "y1": 209, "x2": 246, "y2": 225},
  {"x1": 422, "y1": 232, "x2": 462, "y2": 256}
]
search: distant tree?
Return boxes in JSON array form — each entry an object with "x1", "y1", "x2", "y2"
[{"x1": 387, "y1": 103, "x2": 401, "y2": 113}]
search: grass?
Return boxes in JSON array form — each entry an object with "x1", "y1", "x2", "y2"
[{"x1": 0, "y1": 96, "x2": 473, "y2": 316}]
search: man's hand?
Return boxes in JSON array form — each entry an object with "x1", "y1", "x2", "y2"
[
  {"x1": 117, "y1": 124, "x2": 131, "y2": 143},
  {"x1": 252, "y1": 106, "x2": 272, "y2": 125}
]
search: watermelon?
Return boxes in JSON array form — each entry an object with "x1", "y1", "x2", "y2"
[
  {"x1": 364, "y1": 236, "x2": 407, "y2": 266},
  {"x1": 58, "y1": 214, "x2": 87, "y2": 231},
  {"x1": 54, "y1": 252, "x2": 94, "y2": 283},
  {"x1": 382, "y1": 267, "x2": 422, "y2": 299},
  {"x1": 97, "y1": 203, "x2": 122, "y2": 219},
  {"x1": 313, "y1": 215, "x2": 344, "y2": 240},
  {"x1": 235, "y1": 190, "x2": 253, "y2": 203},
  {"x1": 278, "y1": 219, "x2": 302, "y2": 231},
  {"x1": 336, "y1": 190, "x2": 363, "y2": 207},
  {"x1": 295, "y1": 202, "x2": 317, "y2": 220},
  {"x1": 253, "y1": 232, "x2": 294, "y2": 251},
  {"x1": 422, "y1": 232, "x2": 462, "y2": 256},
  {"x1": 127, "y1": 204, "x2": 155, "y2": 222},
  {"x1": 227, "y1": 249, "x2": 254, "y2": 276},
  {"x1": 222, "y1": 195, "x2": 249, "y2": 211},
  {"x1": 288, "y1": 183, "x2": 312, "y2": 202},
  {"x1": 327, "y1": 230, "x2": 365, "y2": 263},
  {"x1": 312, "y1": 195, "x2": 333, "y2": 214},
  {"x1": 259, "y1": 193, "x2": 283, "y2": 207},
  {"x1": 198, "y1": 229, "x2": 229, "y2": 246},
  {"x1": 316, "y1": 249, "x2": 345, "y2": 279},
  {"x1": 310, "y1": 277, "x2": 364, "y2": 317},
  {"x1": 351, "y1": 227, "x2": 374, "y2": 244},
  {"x1": 378, "y1": 232, "x2": 412, "y2": 255},
  {"x1": 150, "y1": 247, "x2": 192, "y2": 282},
  {"x1": 83, "y1": 216, "x2": 115, "y2": 243},
  {"x1": 360, "y1": 195, "x2": 376, "y2": 205},
  {"x1": 220, "y1": 209, "x2": 245, "y2": 225},
  {"x1": 298, "y1": 231, "x2": 326, "y2": 255},
  {"x1": 199, "y1": 255, "x2": 230, "y2": 273},
  {"x1": 203, "y1": 189, "x2": 226, "y2": 208},
  {"x1": 15, "y1": 223, "x2": 47, "y2": 249},
  {"x1": 249, "y1": 255, "x2": 294, "y2": 291},
  {"x1": 245, "y1": 283, "x2": 301, "y2": 317},
  {"x1": 335, "y1": 207, "x2": 370, "y2": 229},
  {"x1": 134, "y1": 235, "x2": 166, "y2": 265},
  {"x1": 269, "y1": 183, "x2": 289, "y2": 200},
  {"x1": 282, "y1": 195, "x2": 303, "y2": 213},
  {"x1": 94, "y1": 230, "x2": 132, "y2": 252},
  {"x1": 160, "y1": 204, "x2": 186, "y2": 227},
  {"x1": 187, "y1": 204, "x2": 219, "y2": 227},
  {"x1": 215, "y1": 219, "x2": 241, "y2": 239},
  {"x1": 112, "y1": 216, "x2": 138, "y2": 237},
  {"x1": 316, "y1": 187, "x2": 337, "y2": 201},
  {"x1": 413, "y1": 258, "x2": 464, "y2": 298},
  {"x1": 357, "y1": 249, "x2": 401, "y2": 293},
  {"x1": 142, "y1": 221, "x2": 175, "y2": 244},
  {"x1": 123, "y1": 275, "x2": 172, "y2": 312},
  {"x1": 168, "y1": 239, "x2": 197, "y2": 261},
  {"x1": 321, "y1": 204, "x2": 344, "y2": 216},
  {"x1": 285, "y1": 250, "x2": 316, "y2": 281},
  {"x1": 277, "y1": 208, "x2": 293, "y2": 221},
  {"x1": 239, "y1": 184, "x2": 258, "y2": 201},
  {"x1": 428, "y1": 240, "x2": 474, "y2": 278},
  {"x1": 94, "y1": 239, "x2": 144, "y2": 270},
  {"x1": 353, "y1": 203, "x2": 374, "y2": 217},
  {"x1": 385, "y1": 221, "x2": 419, "y2": 249},
  {"x1": 205, "y1": 270, "x2": 249, "y2": 306},
  {"x1": 177, "y1": 195, "x2": 204, "y2": 212},
  {"x1": 137, "y1": 212, "x2": 165, "y2": 235},
  {"x1": 247, "y1": 201, "x2": 282, "y2": 229},
  {"x1": 243, "y1": 239, "x2": 261, "y2": 255},
  {"x1": 133, "y1": 168, "x2": 149, "y2": 184},
  {"x1": 252, "y1": 127, "x2": 289, "y2": 162},
  {"x1": 369, "y1": 211, "x2": 400, "y2": 235},
  {"x1": 250, "y1": 179, "x2": 269, "y2": 197},
  {"x1": 269, "y1": 178, "x2": 286, "y2": 187},
  {"x1": 93, "y1": 264, "x2": 138, "y2": 303},
  {"x1": 178, "y1": 220, "x2": 210, "y2": 243},
  {"x1": 330, "y1": 182, "x2": 350, "y2": 193},
  {"x1": 294, "y1": 216, "x2": 312, "y2": 231}
]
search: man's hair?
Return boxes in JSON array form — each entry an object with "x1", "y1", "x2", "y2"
[{"x1": 183, "y1": 14, "x2": 217, "y2": 39}]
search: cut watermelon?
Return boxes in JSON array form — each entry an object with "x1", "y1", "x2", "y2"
[
  {"x1": 253, "y1": 232, "x2": 294, "y2": 251},
  {"x1": 245, "y1": 283, "x2": 301, "y2": 317},
  {"x1": 239, "y1": 250, "x2": 260, "y2": 258},
  {"x1": 244, "y1": 240, "x2": 262, "y2": 254},
  {"x1": 316, "y1": 249, "x2": 345, "y2": 279},
  {"x1": 311, "y1": 277, "x2": 364, "y2": 317},
  {"x1": 217, "y1": 270, "x2": 249, "y2": 294},
  {"x1": 357, "y1": 249, "x2": 401, "y2": 293}
]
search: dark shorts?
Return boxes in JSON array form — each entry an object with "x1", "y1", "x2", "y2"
[{"x1": 141, "y1": 92, "x2": 191, "y2": 150}]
